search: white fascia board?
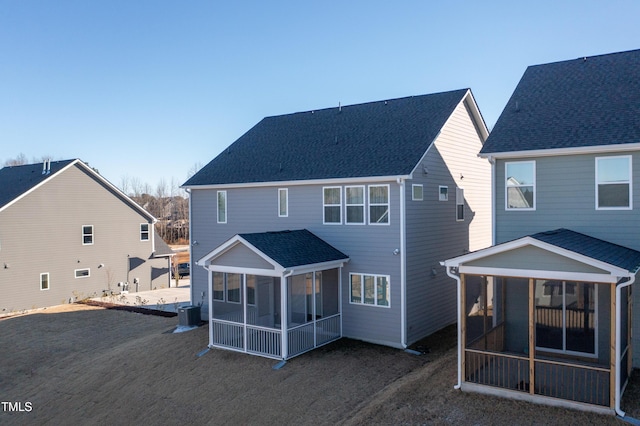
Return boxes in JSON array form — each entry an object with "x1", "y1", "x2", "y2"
[
  {"x1": 463, "y1": 89, "x2": 490, "y2": 142},
  {"x1": 284, "y1": 258, "x2": 349, "y2": 277},
  {"x1": 203, "y1": 264, "x2": 284, "y2": 277},
  {"x1": 196, "y1": 235, "x2": 282, "y2": 272},
  {"x1": 442, "y1": 236, "x2": 631, "y2": 278},
  {"x1": 480, "y1": 143, "x2": 640, "y2": 160},
  {"x1": 458, "y1": 265, "x2": 619, "y2": 284},
  {"x1": 182, "y1": 175, "x2": 409, "y2": 191}
]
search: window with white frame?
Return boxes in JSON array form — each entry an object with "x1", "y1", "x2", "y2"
[
  {"x1": 278, "y1": 188, "x2": 288, "y2": 217},
  {"x1": 350, "y1": 273, "x2": 390, "y2": 307},
  {"x1": 217, "y1": 191, "x2": 227, "y2": 223},
  {"x1": 212, "y1": 272, "x2": 242, "y2": 303},
  {"x1": 345, "y1": 186, "x2": 365, "y2": 224},
  {"x1": 140, "y1": 223, "x2": 150, "y2": 241},
  {"x1": 506, "y1": 161, "x2": 535, "y2": 210},
  {"x1": 412, "y1": 184, "x2": 423, "y2": 201},
  {"x1": 40, "y1": 272, "x2": 50, "y2": 291},
  {"x1": 369, "y1": 185, "x2": 389, "y2": 224},
  {"x1": 456, "y1": 187, "x2": 464, "y2": 221},
  {"x1": 439, "y1": 186, "x2": 448, "y2": 201},
  {"x1": 323, "y1": 187, "x2": 342, "y2": 224},
  {"x1": 596, "y1": 156, "x2": 632, "y2": 209},
  {"x1": 82, "y1": 225, "x2": 94, "y2": 245},
  {"x1": 535, "y1": 280, "x2": 596, "y2": 356},
  {"x1": 75, "y1": 268, "x2": 90, "y2": 278}
]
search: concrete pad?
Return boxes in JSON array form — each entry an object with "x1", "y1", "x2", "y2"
[{"x1": 91, "y1": 280, "x2": 191, "y2": 313}]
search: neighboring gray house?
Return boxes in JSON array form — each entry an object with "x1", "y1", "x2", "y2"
[
  {"x1": 442, "y1": 49, "x2": 640, "y2": 415},
  {"x1": 0, "y1": 159, "x2": 173, "y2": 314},
  {"x1": 183, "y1": 89, "x2": 492, "y2": 360}
]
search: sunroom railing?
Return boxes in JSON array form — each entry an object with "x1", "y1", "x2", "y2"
[{"x1": 465, "y1": 349, "x2": 610, "y2": 407}]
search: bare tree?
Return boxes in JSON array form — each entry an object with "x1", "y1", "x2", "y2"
[{"x1": 4, "y1": 153, "x2": 28, "y2": 166}]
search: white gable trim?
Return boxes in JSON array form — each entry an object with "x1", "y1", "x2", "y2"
[
  {"x1": 197, "y1": 235, "x2": 284, "y2": 273},
  {"x1": 481, "y1": 142, "x2": 640, "y2": 160},
  {"x1": 442, "y1": 236, "x2": 632, "y2": 279}
]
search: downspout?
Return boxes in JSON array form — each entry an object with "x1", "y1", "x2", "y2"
[
  {"x1": 398, "y1": 177, "x2": 407, "y2": 348},
  {"x1": 615, "y1": 274, "x2": 635, "y2": 418},
  {"x1": 444, "y1": 264, "x2": 463, "y2": 389}
]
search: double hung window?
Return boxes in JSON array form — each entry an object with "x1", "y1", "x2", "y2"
[
  {"x1": 505, "y1": 161, "x2": 535, "y2": 210},
  {"x1": 596, "y1": 156, "x2": 632, "y2": 209},
  {"x1": 345, "y1": 186, "x2": 364, "y2": 224}
]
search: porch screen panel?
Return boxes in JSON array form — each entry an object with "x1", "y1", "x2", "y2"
[
  {"x1": 322, "y1": 268, "x2": 339, "y2": 317},
  {"x1": 288, "y1": 275, "x2": 310, "y2": 326},
  {"x1": 535, "y1": 280, "x2": 563, "y2": 350},
  {"x1": 566, "y1": 283, "x2": 595, "y2": 354}
]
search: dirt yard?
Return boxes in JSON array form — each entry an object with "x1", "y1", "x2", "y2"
[{"x1": 0, "y1": 304, "x2": 635, "y2": 425}]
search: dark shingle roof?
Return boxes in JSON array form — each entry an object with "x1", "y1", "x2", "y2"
[
  {"x1": 0, "y1": 159, "x2": 76, "y2": 210},
  {"x1": 239, "y1": 229, "x2": 348, "y2": 268},
  {"x1": 531, "y1": 228, "x2": 640, "y2": 273},
  {"x1": 481, "y1": 49, "x2": 640, "y2": 154},
  {"x1": 184, "y1": 90, "x2": 470, "y2": 186}
]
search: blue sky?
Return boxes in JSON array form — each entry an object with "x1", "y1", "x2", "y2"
[{"x1": 1, "y1": 1, "x2": 639, "y2": 192}]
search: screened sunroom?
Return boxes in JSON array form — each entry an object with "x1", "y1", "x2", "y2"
[
  {"x1": 442, "y1": 229, "x2": 640, "y2": 415},
  {"x1": 196, "y1": 230, "x2": 349, "y2": 360}
]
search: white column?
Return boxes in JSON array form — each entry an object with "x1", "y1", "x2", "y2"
[
  {"x1": 281, "y1": 274, "x2": 288, "y2": 359},
  {"x1": 208, "y1": 268, "x2": 213, "y2": 347}
]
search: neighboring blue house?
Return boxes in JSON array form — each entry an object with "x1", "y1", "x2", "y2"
[
  {"x1": 442, "y1": 49, "x2": 640, "y2": 415},
  {"x1": 183, "y1": 89, "x2": 492, "y2": 360}
]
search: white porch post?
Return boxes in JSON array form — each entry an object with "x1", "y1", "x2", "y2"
[
  {"x1": 208, "y1": 268, "x2": 214, "y2": 347},
  {"x1": 281, "y1": 273, "x2": 288, "y2": 360},
  {"x1": 243, "y1": 274, "x2": 248, "y2": 352}
]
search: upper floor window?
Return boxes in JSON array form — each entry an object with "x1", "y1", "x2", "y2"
[
  {"x1": 40, "y1": 272, "x2": 50, "y2": 291},
  {"x1": 506, "y1": 161, "x2": 535, "y2": 210},
  {"x1": 412, "y1": 184, "x2": 423, "y2": 201},
  {"x1": 140, "y1": 223, "x2": 150, "y2": 241},
  {"x1": 596, "y1": 156, "x2": 632, "y2": 210},
  {"x1": 278, "y1": 188, "x2": 288, "y2": 217},
  {"x1": 439, "y1": 186, "x2": 448, "y2": 201},
  {"x1": 369, "y1": 185, "x2": 389, "y2": 224},
  {"x1": 323, "y1": 187, "x2": 342, "y2": 224},
  {"x1": 456, "y1": 187, "x2": 465, "y2": 221},
  {"x1": 345, "y1": 186, "x2": 365, "y2": 224},
  {"x1": 217, "y1": 191, "x2": 227, "y2": 223},
  {"x1": 82, "y1": 225, "x2": 94, "y2": 245}
]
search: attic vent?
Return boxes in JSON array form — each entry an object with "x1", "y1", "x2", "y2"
[{"x1": 515, "y1": 101, "x2": 520, "y2": 112}]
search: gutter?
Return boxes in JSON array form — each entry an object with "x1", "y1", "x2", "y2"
[
  {"x1": 616, "y1": 274, "x2": 636, "y2": 418},
  {"x1": 443, "y1": 263, "x2": 463, "y2": 389}
]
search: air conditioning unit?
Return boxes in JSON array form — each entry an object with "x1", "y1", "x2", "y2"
[{"x1": 178, "y1": 305, "x2": 201, "y2": 327}]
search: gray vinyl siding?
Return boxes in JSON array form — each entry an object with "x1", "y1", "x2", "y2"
[
  {"x1": 0, "y1": 164, "x2": 166, "y2": 313},
  {"x1": 494, "y1": 151, "x2": 640, "y2": 367},
  {"x1": 405, "y1": 100, "x2": 491, "y2": 344},
  {"x1": 190, "y1": 180, "x2": 403, "y2": 347}
]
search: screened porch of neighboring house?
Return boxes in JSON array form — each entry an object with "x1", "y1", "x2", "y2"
[
  {"x1": 196, "y1": 230, "x2": 349, "y2": 360},
  {"x1": 442, "y1": 229, "x2": 640, "y2": 414}
]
